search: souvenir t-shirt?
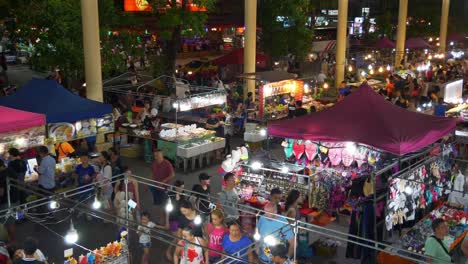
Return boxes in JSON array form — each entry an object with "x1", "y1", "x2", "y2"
[
  {"x1": 222, "y1": 235, "x2": 252, "y2": 264},
  {"x1": 207, "y1": 223, "x2": 228, "y2": 257},
  {"x1": 75, "y1": 164, "x2": 95, "y2": 186}
]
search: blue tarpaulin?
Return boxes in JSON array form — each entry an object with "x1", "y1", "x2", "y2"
[{"x1": 0, "y1": 79, "x2": 112, "y2": 123}]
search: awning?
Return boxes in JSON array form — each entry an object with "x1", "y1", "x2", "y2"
[{"x1": 0, "y1": 106, "x2": 45, "y2": 133}]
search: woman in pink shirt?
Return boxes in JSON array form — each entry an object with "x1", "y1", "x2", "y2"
[{"x1": 205, "y1": 208, "x2": 228, "y2": 264}]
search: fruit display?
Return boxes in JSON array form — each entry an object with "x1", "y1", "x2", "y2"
[{"x1": 64, "y1": 240, "x2": 127, "y2": 264}]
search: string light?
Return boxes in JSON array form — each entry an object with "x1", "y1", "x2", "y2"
[
  {"x1": 323, "y1": 83, "x2": 329, "y2": 89},
  {"x1": 264, "y1": 235, "x2": 278, "y2": 246},
  {"x1": 386, "y1": 65, "x2": 391, "y2": 71},
  {"x1": 254, "y1": 228, "x2": 261, "y2": 241},
  {"x1": 345, "y1": 142, "x2": 357, "y2": 155},
  {"x1": 194, "y1": 215, "x2": 202, "y2": 225},
  {"x1": 165, "y1": 199, "x2": 174, "y2": 212},
  {"x1": 378, "y1": 67, "x2": 384, "y2": 73},
  {"x1": 65, "y1": 220, "x2": 79, "y2": 244},
  {"x1": 49, "y1": 200, "x2": 59, "y2": 210},
  {"x1": 92, "y1": 197, "x2": 101, "y2": 210},
  {"x1": 251, "y1": 161, "x2": 263, "y2": 170},
  {"x1": 348, "y1": 65, "x2": 353, "y2": 72},
  {"x1": 259, "y1": 129, "x2": 267, "y2": 136},
  {"x1": 281, "y1": 166, "x2": 289, "y2": 174}
]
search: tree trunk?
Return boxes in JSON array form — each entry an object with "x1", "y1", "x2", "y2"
[{"x1": 164, "y1": 25, "x2": 181, "y2": 76}]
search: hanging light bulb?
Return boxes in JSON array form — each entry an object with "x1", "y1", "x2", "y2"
[
  {"x1": 368, "y1": 64, "x2": 373, "y2": 70},
  {"x1": 259, "y1": 129, "x2": 267, "y2": 136},
  {"x1": 65, "y1": 220, "x2": 79, "y2": 244},
  {"x1": 49, "y1": 200, "x2": 59, "y2": 210},
  {"x1": 323, "y1": 83, "x2": 329, "y2": 89},
  {"x1": 281, "y1": 166, "x2": 289, "y2": 174},
  {"x1": 194, "y1": 215, "x2": 202, "y2": 225},
  {"x1": 345, "y1": 142, "x2": 357, "y2": 155},
  {"x1": 253, "y1": 228, "x2": 261, "y2": 241},
  {"x1": 251, "y1": 161, "x2": 263, "y2": 170},
  {"x1": 378, "y1": 66, "x2": 384, "y2": 73},
  {"x1": 416, "y1": 107, "x2": 422, "y2": 112},
  {"x1": 264, "y1": 235, "x2": 278, "y2": 246},
  {"x1": 386, "y1": 65, "x2": 391, "y2": 71},
  {"x1": 92, "y1": 197, "x2": 101, "y2": 210},
  {"x1": 165, "y1": 199, "x2": 174, "y2": 212},
  {"x1": 361, "y1": 71, "x2": 367, "y2": 77},
  {"x1": 348, "y1": 65, "x2": 353, "y2": 72},
  {"x1": 369, "y1": 69, "x2": 374, "y2": 75}
]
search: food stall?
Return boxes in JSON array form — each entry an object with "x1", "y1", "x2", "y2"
[
  {"x1": 158, "y1": 123, "x2": 225, "y2": 171},
  {"x1": 64, "y1": 234, "x2": 129, "y2": 264},
  {"x1": 0, "y1": 106, "x2": 46, "y2": 154},
  {"x1": 0, "y1": 79, "x2": 113, "y2": 185}
]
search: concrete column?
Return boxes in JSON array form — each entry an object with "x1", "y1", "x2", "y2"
[
  {"x1": 439, "y1": 0, "x2": 450, "y2": 53},
  {"x1": 395, "y1": 0, "x2": 408, "y2": 68},
  {"x1": 335, "y1": 0, "x2": 348, "y2": 89},
  {"x1": 81, "y1": 0, "x2": 103, "y2": 102},
  {"x1": 244, "y1": 0, "x2": 257, "y2": 100}
]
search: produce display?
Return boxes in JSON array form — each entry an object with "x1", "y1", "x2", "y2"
[{"x1": 0, "y1": 126, "x2": 46, "y2": 153}]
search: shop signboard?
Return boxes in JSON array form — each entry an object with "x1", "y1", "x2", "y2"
[
  {"x1": 48, "y1": 114, "x2": 114, "y2": 143},
  {"x1": 124, "y1": 0, "x2": 206, "y2": 12},
  {"x1": 0, "y1": 126, "x2": 46, "y2": 154}
]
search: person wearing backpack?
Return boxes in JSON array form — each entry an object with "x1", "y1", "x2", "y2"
[
  {"x1": 424, "y1": 218, "x2": 453, "y2": 263},
  {"x1": 7, "y1": 148, "x2": 27, "y2": 204}
]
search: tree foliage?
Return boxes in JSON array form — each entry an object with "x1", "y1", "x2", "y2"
[
  {"x1": 8, "y1": 0, "x2": 140, "y2": 82},
  {"x1": 258, "y1": 0, "x2": 313, "y2": 61},
  {"x1": 148, "y1": 0, "x2": 217, "y2": 76}
]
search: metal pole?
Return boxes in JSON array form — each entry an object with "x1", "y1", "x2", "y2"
[
  {"x1": 395, "y1": 0, "x2": 408, "y2": 68},
  {"x1": 124, "y1": 173, "x2": 130, "y2": 263},
  {"x1": 293, "y1": 220, "x2": 298, "y2": 261},
  {"x1": 243, "y1": 0, "x2": 257, "y2": 101},
  {"x1": 439, "y1": 0, "x2": 450, "y2": 54},
  {"x1": 6, "y1": 177, "x2": 11, "y2": 208},
  {"x1": 335, "y1": 0, "x2": 348, "y2": 89}
]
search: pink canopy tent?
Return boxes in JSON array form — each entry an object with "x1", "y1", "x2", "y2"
[
  {"x1": 268, "y1": 84, "x2": 456, "y2": 155},
  {"x1": 0, "y1": 106, "x2": 46, "y2": 134},
  {"x1": 374, "y1": 37, "x2": 395, "y2": 49},
  {"x1": 405, "y1": 37, "x2": 432, "y2": 49}
]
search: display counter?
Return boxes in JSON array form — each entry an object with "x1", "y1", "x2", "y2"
[{"x1": 377, "y1": 205, "x2": 468, "y2": 264}]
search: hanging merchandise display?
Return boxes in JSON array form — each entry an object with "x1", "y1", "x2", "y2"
[
  {"x1": 386, "y1": 144, "x2": 457, "y2": 231},
  {"x1": 258, "y1": 80, "x2": 304, "y2": 120},
  {"x1": 378, "y1": 205, "x2": 468, "y2": 264}
]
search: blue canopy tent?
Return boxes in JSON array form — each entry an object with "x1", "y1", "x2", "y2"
[{"x1": 0, "y1": 79, "x2": 112, "y2": 123}]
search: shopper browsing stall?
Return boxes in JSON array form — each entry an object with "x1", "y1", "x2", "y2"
[
  {"x1": 258, "y1": 202, "x2": 295, "y2": 263},
  {"x1": 178, "y1": 200, "x2": 204, "y2": 238},
  {"x1": 151, "y1": 149, "x2": 175, "y2": 220},
  {"x1": 219, "y1": 173, "x2": 241, "y2": 221},
  {"x1": 221, "y1": 221, "x2": 254, "y2": 264},
  {"x1": 192, "y1": 173, "x2": 212, "y2": 217},
  {"x1": 205, "y1": 209, "x2": 228, "y2": 264},
  {"x1": 138, "y1": 211, "x2": 167, "y2": 264},
  {"x1": 166, "y1": 180, "x2": 186, "y2": 262},
  {"x1": 173, "y1": 226, "x2": 207, "y2": 264},
  {"x1": 55, "y1": 141, "x2": 75, "y2": 162},
  {"x1": 34, "y1": 146, "x2": 56, "y2": 192},
  {"x1": 270, "y1": 244, "x2": 296, "y2": 264},
  {"x1": 73, "y1": 152, "x2": 96, "y2": 202},
  {"x1": 424, "y1": 218, "x2": 453, "y2": 264}
]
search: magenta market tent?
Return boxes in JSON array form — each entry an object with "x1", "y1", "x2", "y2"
[
  {"x1": 373, "y1": 37, "x2": 396, "y2": 49},
  {"x1": 267, "y1": 85, "x2": 456, "y2": 155},
  {"x1": 0, "y1": 106, "x2": 45, "y2": 133},
  {"x1": 405, "y1": 37, "x2": 432, "y2": 49}
]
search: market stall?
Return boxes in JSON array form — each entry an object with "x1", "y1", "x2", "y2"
[
  {"x1": 0, "y1": 79, "x2": 113, "y2": 143},
  {"x1": 0, "y1": 79, "x2": 113, "y2": 189},
  {"x1": 0, "y1": 106, "x2": 46, "y2": 154},
  {"x1": 264, "y1": 85, "x2": 457, "y2": 261}
]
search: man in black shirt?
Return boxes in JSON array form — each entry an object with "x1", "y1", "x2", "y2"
[
  {"x1": 294, "y1": 100, "x2": 308, "y2": 117},
  {"x1": 192, "y1": 173, "x2": 212, "y2": 217},
  {"x1": 8, "y1": 148, "x2": 27, "y2": 204},
  {"x1": 14, "y1": 237, "x2": 45, "y2": 264},
  {"x1": 205, "y1": 111, "x2": 223, "y2": 137}
]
